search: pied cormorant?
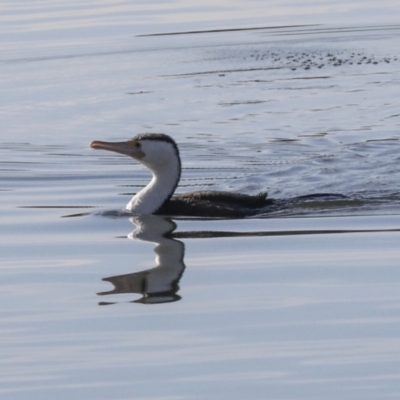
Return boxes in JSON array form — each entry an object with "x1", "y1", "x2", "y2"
[{"x1": 90, "y1": 133, "x2": 274, "y2": 217}]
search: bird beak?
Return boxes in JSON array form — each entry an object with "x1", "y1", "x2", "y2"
[{"x1": 90, "y1": 140, "x2": 144, "y2": 159}]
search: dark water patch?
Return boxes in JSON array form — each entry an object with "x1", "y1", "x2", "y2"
[
  {"x1": 219, "y1": 100, "x2": 267, "y2": 106},
  {"x1": 126, "y1": 91, "x2": 154, "y2": 95},
  {"x1": 162, "y1": 66, "x2": 284, "y2": 78},
  {"x1": 269, "y1": 24, "x2": 400, "y2": 36},
  {"x1": 286, "y1": 75, "x2": 332, "y2": 80},
  {"x1": 137, "y1": 24, "x2": 316, "y2": 37},
  {"x1": 174, "y1": 227, "x2": 400, "y2": 239},
  {"x1": 241, "y1": 49, "x2": 399, "y2": 72},
  {"x1": 384, "y1": 113, "x2": 400, "y2": 120},
  {"x1": 61, "y1": 212, "x2": 92, "y2": 218}
]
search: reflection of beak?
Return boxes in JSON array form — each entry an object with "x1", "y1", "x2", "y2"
[{"x1": 90, "y1": 140, "x2": 144, "y2": 159}]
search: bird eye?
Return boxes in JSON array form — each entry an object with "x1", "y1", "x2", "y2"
[{"x1": 135, "y1": 142, "x2": 141, "y2": 149}]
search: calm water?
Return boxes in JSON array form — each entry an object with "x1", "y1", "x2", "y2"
[{"x1": 1, "y1": 2, "x2": 400, "y2": 399}]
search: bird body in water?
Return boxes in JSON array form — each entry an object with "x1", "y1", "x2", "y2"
[{"x1": 90, "y1": 133, "x2": 275, "y2": 217}]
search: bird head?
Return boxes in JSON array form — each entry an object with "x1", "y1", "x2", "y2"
[{"x1": 90, "y1": 133, "x2": 181, "y2": 171}]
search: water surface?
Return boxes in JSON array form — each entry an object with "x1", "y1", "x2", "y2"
[{"x1": 1, "y1": 6, "x2": 400, "y2": 400}]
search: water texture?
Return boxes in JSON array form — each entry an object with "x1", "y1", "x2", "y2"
[{"x1": 1, "y1": 3, "x2": 400, "y2": 400}]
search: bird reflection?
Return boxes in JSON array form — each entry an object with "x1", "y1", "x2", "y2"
[{"x1": 98, "y1": 215, "x2": 185, "y2": 305}]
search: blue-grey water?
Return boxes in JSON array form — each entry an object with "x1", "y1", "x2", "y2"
[{"x1": 1, "y1": 2, "x2": 400, "y2": 399}]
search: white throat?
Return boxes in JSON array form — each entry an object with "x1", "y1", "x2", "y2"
[{"x1": 126, "y1": 151, "x2": 180, "y2": 214}]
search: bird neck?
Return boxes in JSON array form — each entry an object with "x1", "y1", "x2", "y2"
[{"x1": 126, "y1": 157, "x2": 180, "y2": 214}]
